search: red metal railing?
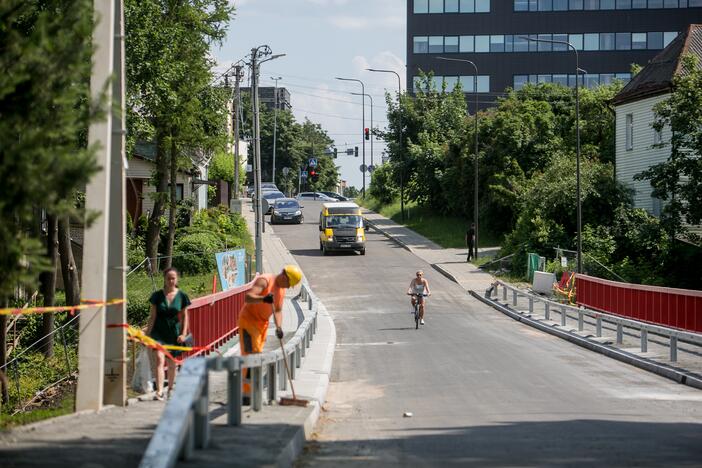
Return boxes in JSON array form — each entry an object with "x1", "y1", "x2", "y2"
[
  {"x1": 185, "y1": 280, "x2": 253, "y2": 358},
  {"x1": 577, "y1": 274, "x2": 702, "y2": 333}
]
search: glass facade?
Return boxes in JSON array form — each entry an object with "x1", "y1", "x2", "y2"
[
  {"x1": 414, "y1": 75, "x2": 491, "y2": 93},
  {"x1": 412, "y1": 31, "x2": 678, "y2": 53},
  {"x1": 414, "y1": 0, "x2": 491, "y2": 13},
  {"x1": 514, "y1": 0, "x2": 702, "y2": 10},
  {"x1": 513, "y1": 72, "x2": 632, "y2": 89}
]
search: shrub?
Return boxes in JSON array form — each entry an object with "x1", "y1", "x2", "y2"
[{"x1": 172, "y1": 232, "x2": 224, "y2": 274}]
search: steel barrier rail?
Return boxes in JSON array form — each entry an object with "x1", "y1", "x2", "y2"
[
  {"x1": 577, "y1": 274, "x2": 702, "y2": 333},
  {"x1": 185, "y1": 281, "x2": 252, "y2": 358},
  {"x1": 489, "y1": 280, "x2": 702, "y2": 363},
  {"x1": 140, "y1": 281, "x2": 319, "y2": 468}
]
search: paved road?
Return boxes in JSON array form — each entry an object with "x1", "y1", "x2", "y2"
[{"x1": 272, "y1": 201, "x2": 702, "y2": 467}]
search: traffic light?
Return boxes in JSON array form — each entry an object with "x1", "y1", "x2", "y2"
[
  {"x1": 364, "y1": 128, "x2": 370, "y2": 140},
  {"x1": 354, "y1": 146, "x2": 359, "y2": 157},
  {"x1": 333, "y1": 148, "x2": 338, "y2": 158},
  {"x1": 309, "y1": 169, "x2": 318, "y2": 181}
]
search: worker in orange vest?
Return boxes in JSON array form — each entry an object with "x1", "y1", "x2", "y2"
[{"x1": 239, "y1": 264, "x2": 303, "y2": 403}]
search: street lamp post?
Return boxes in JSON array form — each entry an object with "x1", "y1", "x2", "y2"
[
  {"x1": 336, "y1": 77, "x2": 366, "y2": 196},
  {"x1": 519, "y1": 36, "x2": 582, "y2": 274},
  {"x1": 366, "y1": 68, "x2": 404, "y2": 221},
  {"x1": 271, "y1": 76, "x2": 282, "y2": 185},
  {"x1": 437, "y1": 57, "x2": 480, "y2": 260},
  {"x1": 251, "y1": 46, "x2": 284, "y2": 273},
  {"x1": 351, "y1": 92, "x2": 373, "y2": 170}
]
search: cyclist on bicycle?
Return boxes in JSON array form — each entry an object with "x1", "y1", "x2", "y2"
[{"x1": 407, "y1": 270, "x2": 431, "y2": 325}]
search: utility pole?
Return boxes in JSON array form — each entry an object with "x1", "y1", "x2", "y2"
[
  {"x1": 233, "y1": 64, "x2": 243, "y2": 199},
  {"x1": 271, "y1": 76, "x2": 282, "y2": 184}
]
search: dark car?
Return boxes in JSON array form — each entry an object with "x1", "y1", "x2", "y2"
[
  {"x1": 320, "y1": 191, "x2": 348, "y2": 201},
  {"x1": 271, "y1": 198, "x2": 304, "y2": 224},
  {"x1": 262, "y1": 191, "x2": 285, "y2": 214}
]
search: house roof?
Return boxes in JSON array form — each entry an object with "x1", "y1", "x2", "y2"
[{"x1": 612, "y1": 24, "x2": 702, "y2": 106}]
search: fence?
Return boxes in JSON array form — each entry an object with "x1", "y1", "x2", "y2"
[
  {"x1": 577, "y1": 274, "x2": 702, "y2": 333},
  {"x1": 185, "y1": 282, "x2": 251, "y2": 358},
  {"x1": 139, "y1": 281, "x2": 319, "y2": 468}
]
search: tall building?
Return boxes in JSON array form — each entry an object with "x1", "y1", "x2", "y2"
[
  {"x1": 407, "y1": 0, "x2": 702, "y2": 109},
  {"x1": 242, "y1": 86, "x2": 292, "y2": 111}
]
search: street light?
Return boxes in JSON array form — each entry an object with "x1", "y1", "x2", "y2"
[
  {"x1": 335, "y1": 77, "x2": 367, "y2": 196},
  {"x1": 350, "y1": 92, "x2": 373, "y2": 170},
  {"x1": 366, "y1": 68, "x2": 404, "y2": 221},
  {"x1": 270, "y1": 76, "x2": 282, "y2": 184},
  {"x1": 251, "y1": 46, "x2": 285, "y2": 272},
  {"x1": 436, "y1": 57, "x2": 480, "y2": 260},
  {"x1": 519, "y1": 35, "x2": 582, "y2": 274}
]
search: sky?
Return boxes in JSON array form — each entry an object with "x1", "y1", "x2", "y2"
[{"x1": 213, "y1": 0, "x2": 406, "y2": 189}]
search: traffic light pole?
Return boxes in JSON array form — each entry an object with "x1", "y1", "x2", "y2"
[{"x1": 336, "y1": 77, "x2": 366, "y2": 196}]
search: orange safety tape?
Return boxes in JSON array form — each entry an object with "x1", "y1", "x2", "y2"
[{"x1": 0, "y1": 298, "x2": 126, "y2": 316}]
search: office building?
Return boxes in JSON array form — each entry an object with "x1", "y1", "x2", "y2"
[
  {"x1": 407, "y1": 0, "x2": 702, "y2": 109},
  {"x1": 242, "y1": 86, "x2": 292, "y2": 111}
]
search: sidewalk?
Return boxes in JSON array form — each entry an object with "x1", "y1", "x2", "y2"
[
  {"x1": 0, "y1": 199, "x2": 336, "y2": 468},
  {"x1": 362, "y1": 209, "x2": 496, "y2": 293}
]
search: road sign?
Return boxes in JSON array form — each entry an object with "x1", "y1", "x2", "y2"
[
  {"x1": 360, "y1": 164, "x2": 367, "y2": 173},
  {"x1": 346, "y1": 148, "x2": 354, "y2": 156},
  {"x1": 282, "y1": 167, "x2": 290, "y2": 176},
  {"x1": 301, "y1": 170, "x2": 308, "y2": 179},
  {"x1": 308, "y1": 158, "x2": 318, "y2": 168},
  {"x1": 368, "y1": 165, "x2": 375, "y2": 173}
]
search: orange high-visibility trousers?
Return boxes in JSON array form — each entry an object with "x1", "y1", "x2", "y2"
[{"x1": 239, "y1": 315, "x2": 269, "y2": 398}]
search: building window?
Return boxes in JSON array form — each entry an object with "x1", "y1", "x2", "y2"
[
  {"x1": 539, "y1": 0, "x2": 553, "y2": 9},
  {"x1": 444, "y1": 76, "x2": 459, "y2": 90},
  {"x1": 626, "y1": 114, "x2": 634, "y2": 151},
  {"x1": 445, "y1": 0, "x2": 460, "y2": 12},
  {"x1": 600, "y1": 32, "x2": 615, "y2": 50},
  {"x1": 554, "y1": 0, "x2": 569, "y2": 9},
  {"x1": 616, "y1": 0, "x2": 632, "y2": 7},
  {"x1": 429, "y1": 36, "x2": 444, "y2": 53},
  {"x1": 513, "y1": 75, "x2": 529, "y2": 90},
  {"x1": 632, "y1": 0, "x2": 646, "y2": 6},
  {"x1": 460, "y1": 35, "x2": 474, "y2": 52},
  {"x1": 460, "y1": 0, "x2": 475, "y2": 12},
  {"x1": 414, "y1": 0, "x2": 429, "y2": 13},
  {"x1": 476, "y1": 0, "x2": 490, "y2": 11},
  {"x1": 648, "y1": 0, "x2": 663, "y2": 6},
  {"x1": 584, "y1": 33, "x2": 599, "y2": 50},
  {"x1": 616, "y1": 32, "x2": 631, "y2": 50},
  {"x1": 414, "y1": 36, "x2": 429, "y2": 54},
  {"x1": 601, "y1": 0, "x2": 615, "y2": 7},
  {"x1": 569, "y1": 34, "x2": 584, "y2": 50},
  {"x1": 445, "y1": 36, "x2": 459, "y2": 52},
  {"x1": 475, "y1": 35, "x2": 490, "y2": 52},
  {"x1": 515, "y1": 0, "x2": 529, "y2": 9},
  {"x1": 517, "y1": 0, "x2": 700, "y2": 8},
  {"x1": 477, "y1": 75, "x2": 490, "y2": 92},
  {"x1": 169, "y1": 184, "x2": 184, "y2": 201},
  {"x1": 490, "y1": 35, "x2": 505, "y2": 52},
  {"x1": 632, "y1": 32, "x2": 647, "y2": 49},
  {"x1": 648, "y1": 32, "x2": 663, "y2": 49},
  {"x1": 664, "y1": 31, "x2": 679, "y2": 47},
  {"x1": 460, "y1": 75, "x2": 475, "y2": 92},
  {"x1": 429, "y1": 0, "x2": 443, "y2": 13}
]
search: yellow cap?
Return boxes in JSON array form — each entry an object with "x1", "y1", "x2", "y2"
[{"x1": 283, "y1": 264, "x2": 303, "y2": 287}]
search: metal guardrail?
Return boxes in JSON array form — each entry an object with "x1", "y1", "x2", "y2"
[
  {"x1": 489, "y1": 280, "x2": 702, "y2": 363},
  {"x1": 139, "y1": 281, "x2": 319, "y2": 468}
]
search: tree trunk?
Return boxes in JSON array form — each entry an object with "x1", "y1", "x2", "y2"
[
  {"x1": 39, "y1": 214, "x2": 58, "y2": 357},
  {"x1": 146, "y1": 131, "x2": 169, "y2": 274},
  {"x1": 164, "y1": 136, "x2": 177, "y2": 269},
  {"x1": 58, "y1": 215, "x2": 80, "y2": 307}
]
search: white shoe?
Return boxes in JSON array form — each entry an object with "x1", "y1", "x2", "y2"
[{"x1": 420, "y1": 319, "x2": 425, "y2": 325}]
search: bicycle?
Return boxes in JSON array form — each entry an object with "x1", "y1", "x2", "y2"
[{"x1": 408, "y1": 292, "x2": 428, "y2": 329}]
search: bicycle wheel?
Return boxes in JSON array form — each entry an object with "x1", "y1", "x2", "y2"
[{"x1": 414, "y1": 304, "x2": 419, "y2": 329}]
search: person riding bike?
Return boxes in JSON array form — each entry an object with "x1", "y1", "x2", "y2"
[{"x1": 407, "y1": 270, "x2": 431, "y2": 325}]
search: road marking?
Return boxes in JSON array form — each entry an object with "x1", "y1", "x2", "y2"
[{"x1": 336, "y1": 341, "x2": 407, "y2": 347}]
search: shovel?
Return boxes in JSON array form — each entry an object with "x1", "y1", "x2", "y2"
[{"x1": 278, "y1": 333, "x2": 309, "y2": 407}]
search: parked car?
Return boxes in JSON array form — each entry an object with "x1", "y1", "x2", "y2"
[
  {"x1": 261, "y1": 190, "x2": 285, "y2": 214},
  {"x1": 270, "y1": 198, "x2": 304, "y2": 224},
  {"x1": 246, "y1": 182, "x2": 278, "y2": 198},
  {"x1": 296, "y1": 192, "x2": 336, "y2": 202},
  {"x1": 320, "y1": 191, "x2": 348, "y2": 201}
]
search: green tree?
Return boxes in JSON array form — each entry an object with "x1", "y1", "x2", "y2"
[{"x1": 636, "y1": 54, "x2": 702, "y2": 243}]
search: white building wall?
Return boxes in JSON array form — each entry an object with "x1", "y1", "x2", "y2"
[
  {"x1": 615, "y1": 93, "x2": 671, "y2": 215},
  {"x1": 126, "y1": 157, "x2": 192, "y2": 216}
]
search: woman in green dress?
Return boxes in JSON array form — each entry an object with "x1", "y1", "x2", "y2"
[{"x1": 145, "y1": 267, "x2": 191, "y2": 400}]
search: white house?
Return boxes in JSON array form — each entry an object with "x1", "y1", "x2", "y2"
[{"x1": 612, "y1": 24, "x2": 702, "y2": 234}]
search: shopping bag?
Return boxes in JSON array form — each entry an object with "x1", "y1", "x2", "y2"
[{"x1": 131, "y1": 347, "x2": 153, "y2": 393}]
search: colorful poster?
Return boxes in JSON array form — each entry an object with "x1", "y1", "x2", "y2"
[{"x1": 215, "y1": 249, "x2": 246, "y2": 290}]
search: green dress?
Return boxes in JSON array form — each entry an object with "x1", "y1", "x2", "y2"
[{"x1": 149, "y1": 289, "x2": 191, "y2": 353}]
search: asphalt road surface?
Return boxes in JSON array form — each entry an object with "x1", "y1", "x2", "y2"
[{"x1": 272, "y1": 201, "x2": 702, "y2": 467}]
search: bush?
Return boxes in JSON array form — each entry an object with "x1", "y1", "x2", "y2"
[
  {"x1": 127, "y1": 235, "x2": 146, "y2": 269},
  {"x1": 172, "y1": 231, "x2": 224, "y2": 274}
]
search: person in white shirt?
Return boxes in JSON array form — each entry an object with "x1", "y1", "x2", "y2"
[{"x1": 407, "y1": 270, "x2": 431, "y2": 325}]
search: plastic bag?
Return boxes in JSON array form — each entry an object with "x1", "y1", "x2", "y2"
[{"x1": 131, "y1": 347, "x2": 153, "y2": 394}]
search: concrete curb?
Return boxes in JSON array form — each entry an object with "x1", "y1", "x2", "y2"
[
  {"x1": 364, "y1": 218, "x2": 414, "y2": 253},
  {"x1": 430, "y1": 263, "x2": 460, "y2": 284},
  {"x1": 470, "y1": 290, "x2": 702, "y2": 391}
]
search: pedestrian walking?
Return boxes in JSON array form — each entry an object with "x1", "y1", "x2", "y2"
[
  {"x1": 238, "y1": 265, "x2": 303, "y2": 404},
  {"x1": 465, "y1": 223, "x2": 476, "y2": 262},
  {"x1": 145, "y1": 267, "x2": 191, "y2": 401}
]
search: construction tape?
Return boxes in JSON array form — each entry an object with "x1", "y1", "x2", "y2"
[
  {"x1": 107, "y1": 323, "x2": 215, "y2": 364},
  {"x1": 0, "y1": 298, "x2": 126, "y2": 316}
]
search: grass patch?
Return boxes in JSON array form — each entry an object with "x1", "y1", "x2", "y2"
[
  {"x1": 0, "y1": 387, "x2": 74, "y2": 430},
  {"x1": 359, "y1": 196, "x2": 502, "y2": 249}
]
